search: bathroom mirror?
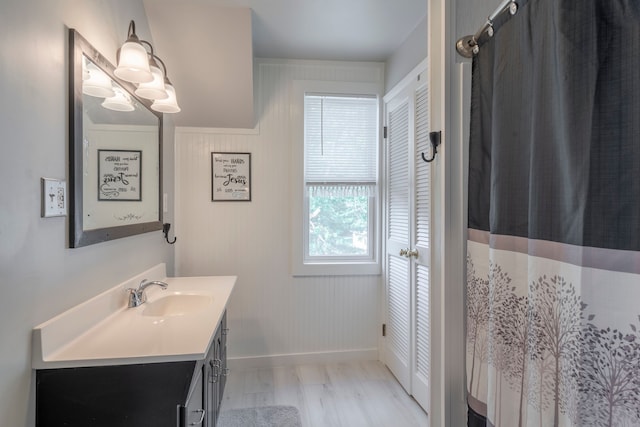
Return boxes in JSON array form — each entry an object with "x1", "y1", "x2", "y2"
[{"x1": 69, "y1": 29, "x2": 163, "y2": 247}]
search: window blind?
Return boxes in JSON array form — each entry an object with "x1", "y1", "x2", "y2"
[{"x1": 304, "y1": 94, "x2": 378, "y2": 198}]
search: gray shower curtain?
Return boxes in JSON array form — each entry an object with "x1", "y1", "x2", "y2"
[{"x1": 466, "y1": 0, "x2": 640, "y2": 426}]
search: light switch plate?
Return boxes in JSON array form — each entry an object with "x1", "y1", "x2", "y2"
[{"x1": 41, "y1": 178, "x2": 67, "y2": 217}]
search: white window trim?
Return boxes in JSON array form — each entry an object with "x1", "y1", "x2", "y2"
[{"x1": 291, "y1": 80, "x2": 383, "y2": 276}]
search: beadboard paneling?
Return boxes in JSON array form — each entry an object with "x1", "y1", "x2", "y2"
[{"x1": 175, "y1": 60, "x2": 384, "y2": 362}]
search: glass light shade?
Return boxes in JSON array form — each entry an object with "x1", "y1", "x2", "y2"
[
  {"x1": 83, "y1": 66, "x2": 115, "y2": 98},
  {"x1": 114, "y1": 41, "x2": 153, "y2": 83},
  {"x1": 102, "y1": 87, "x2": 135, "y2": 112},
  {"x1": 151, "y1": 84, "x2": 181, "y2": 113},
  {"x1": 134, "y1": 64, "x2": 168, "y2": 100}
]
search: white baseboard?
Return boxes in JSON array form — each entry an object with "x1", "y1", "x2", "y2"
[{"x1": 228, "y1": 348, "x2": 379, "y2": 370}]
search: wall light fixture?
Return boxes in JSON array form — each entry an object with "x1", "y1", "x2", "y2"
[
  {"x1": 114, "y1": 21, "x2": 153, "y2": 83},
  {"x1": 115, "y1": 20, "x2": 180, "y2": 113}
]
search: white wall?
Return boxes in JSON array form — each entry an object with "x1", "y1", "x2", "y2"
[
  {"x1": 385, "y1": 16, "x2": 428, "y2": 92},
  {"x1": 0, "y1": 1, "x2": 175, "y2": 426},
  {"x1": 175, "y1": 60, "x2": 384, "y2": 365}
]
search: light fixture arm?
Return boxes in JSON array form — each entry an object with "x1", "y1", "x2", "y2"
[
  {"x1": 150, "y1": 54, "x2": 168, "y2": 79},
  {"x1": 125, "y1": 20, "x2": 141, "y2": 43},
  {"x1": 138, "y1": 39, "x2": 173, "y2": 85},
  {"x1": 139, "y1": 39, "x2": 156, "y2": 57}
]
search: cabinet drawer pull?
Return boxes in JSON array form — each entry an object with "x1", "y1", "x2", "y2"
[{"x1": 190, "y1": 408, "x2": 205, "y2": 425}]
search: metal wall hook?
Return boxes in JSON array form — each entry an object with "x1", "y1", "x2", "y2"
[
  {"x1": 421, "y1": 131, "x2": 442, "y2": 163},
  {"x1": 162, "y1": 223, "x2": 177, "y2": 244}
]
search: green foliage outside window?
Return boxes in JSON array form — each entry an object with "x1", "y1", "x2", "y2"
[{"x1": 308, "y1": 194, "x2": 369, "y2": 256}]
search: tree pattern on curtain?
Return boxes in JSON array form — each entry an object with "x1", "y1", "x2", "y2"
[{"x1": 466, "y1": 254, "x2": 640, "y2": 427}]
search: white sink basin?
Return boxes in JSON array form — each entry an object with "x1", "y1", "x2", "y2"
[
  {"x1": 32, "y1": 267, "x2": 237, "y2": 369},
  {"x1": 142, "y1": 294, "x2": 213, "y2": 317}
]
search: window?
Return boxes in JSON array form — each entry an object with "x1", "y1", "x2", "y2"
[{"x1": 291, "y1": 80, "x2": 381, "y2": 276}]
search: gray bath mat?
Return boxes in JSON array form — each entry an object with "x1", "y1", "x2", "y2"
[{"x1": 217, "y1": 405, "x2": 302, "y2": 427}]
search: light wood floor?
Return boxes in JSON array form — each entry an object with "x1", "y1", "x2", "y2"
[{"x1": 220, "y1": 360, "x2": 429, "y2": 427}]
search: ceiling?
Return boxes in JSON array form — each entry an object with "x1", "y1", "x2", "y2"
[
  {"x1": 202, "y1": 0, "x2": 427, "y2": 62},
  {"x1": 143, "y1": 0, "x2": 427, "y2": 128}
]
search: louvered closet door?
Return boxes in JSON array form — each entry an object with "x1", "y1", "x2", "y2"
[
  {"x1": 385, "y1": 94, "x2": 412, "y2": 392},
  {"x1": 411, "y1": 82, "x2": 431, "y2": 413},
  {"x1": 383, "y1": 66, "x2": 431, "y2": 414}
]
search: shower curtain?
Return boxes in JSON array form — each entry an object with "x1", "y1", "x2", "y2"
[{"x1": 466, "y1": 1, "x2": 640, "y2": 426}]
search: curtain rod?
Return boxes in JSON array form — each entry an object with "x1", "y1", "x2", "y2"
[{"x1": 455, "y1": 0, "x2": 519, "y2": 58}]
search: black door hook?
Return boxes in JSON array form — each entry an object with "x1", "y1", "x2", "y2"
[
  {"x1": 162, "y1": 223, "x2": 177, "y2": 244},
  {"x1": 421, "y1": 131, "x2": 442, "y2": 163}
]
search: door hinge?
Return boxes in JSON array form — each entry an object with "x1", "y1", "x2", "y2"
[
  {"x1": 383, "y1": 126, "x2": 387, "y2": 139},
  {"x1": 382, "y1": 323, "x2": 386, "y2": 337}
]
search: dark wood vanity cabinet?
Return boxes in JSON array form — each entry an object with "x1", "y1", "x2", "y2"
[
  {"x1": 36, "y1": 311, "x2": 228, "y2": 427},
  {"x1": 184, "y1": 310, "x2": 228, "y2": 427}
]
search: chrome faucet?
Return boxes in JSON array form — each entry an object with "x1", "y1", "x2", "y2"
[{"x1": 127, "y1": 279, "x2": 168, "y2": 308}]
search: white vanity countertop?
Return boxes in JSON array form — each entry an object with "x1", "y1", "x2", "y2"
[{"x1": 32, "y1": 264, "x2": 236, "y2": 369}]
